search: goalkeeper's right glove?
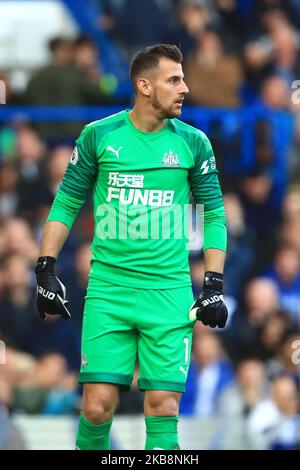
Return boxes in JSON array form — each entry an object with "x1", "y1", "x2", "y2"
[{"x1": 35, "y1": 256, "x2": 71, "y2": 320}]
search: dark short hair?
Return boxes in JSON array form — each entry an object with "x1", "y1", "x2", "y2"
[
  {"x1": 48, "y1": 36, "x2": 72, "y2": 53},
  {"x1": 130, "y1": 44, "x2": 183, "y2": 92},
  {"x1": 75, "y1": 34, "x2": 96, "y2": 49}
]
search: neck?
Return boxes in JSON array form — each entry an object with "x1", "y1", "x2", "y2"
[{"x1": 130, "y1": 104, "x2": 167, "y2": 133}]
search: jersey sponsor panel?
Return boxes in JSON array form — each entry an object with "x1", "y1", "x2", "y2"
[{"x1": 106, "y1": 171, "x2": 174, "y2": 207}]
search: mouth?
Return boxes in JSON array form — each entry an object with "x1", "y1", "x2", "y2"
[{"x1": 174, "y1": 99, "x2": 184, "y2": 106}]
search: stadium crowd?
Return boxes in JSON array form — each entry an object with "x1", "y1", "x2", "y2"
[{"x1": 0, "y1": 0, "x2": 300, "y2": 450}]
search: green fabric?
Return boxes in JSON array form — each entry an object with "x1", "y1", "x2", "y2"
[
  {"x1": 203, "y1": 205, "x2": 227, "y2": 252},
  {"x1": 79, "y1": 278, "x2": 194, "y2": 390},
  {"x1": 48, "y1": 109, "x2": 226, "y2": 289},
  {"x1": 78, "y1": 372, "x2": 132, "y2": 391},
  {"x1": 76, "y1": 415, "x2": 112, "y2": 450},
  {"x1": 138, "y1": 379, "x2": 186, "y2": 393},
  {"x1": 145, "y1": 416, "x2": 180, "y2": 450},
  {"x1": 47, "y1": 190, "x2": 84, "y2": 229}
]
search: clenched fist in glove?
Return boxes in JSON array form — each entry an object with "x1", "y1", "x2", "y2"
[
  {"x1": 189, "y1": 271, "x2": 228, "y2": 328},
  {"x1": 35, "y1": 256, "x2": 71, "y2": 320}
]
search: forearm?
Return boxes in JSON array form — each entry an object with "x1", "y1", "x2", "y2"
[
  {"x1": 203, "y1": 206, "x2": 227, "y2": 252},
  {"x1": 39, "y1": 221, "x2": 70, "y2": 258},
  {"x1": 204, "y1": 248, "x2": 226, "y2": 274},
  {"x1": 203, "y1": 206, "x2": 227, "y2": 274}
]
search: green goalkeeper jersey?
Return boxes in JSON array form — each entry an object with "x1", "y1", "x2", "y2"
[{"x1": 48, "y1": 109, "x2": 226, "y2": 289}]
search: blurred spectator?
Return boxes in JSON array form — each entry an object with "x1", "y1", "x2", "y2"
[
  {"x1": 238, "y1": 168, "x2": 281, "y2": 272},
  {"x1": 290, "y1": 119, "x2": 300, "y2": 178},
  {"x1": 180, "y1": 328, "x2": 234, "y2": 415},
  {"x1": 34, "y1": 354, "x2": 78, "y2": 415},
  {"x1": 282, "y1": 185, "x2": 300, "y2": 222},
  {"x1": 61, "y1": 243, "x2": 92, "y2": 332},
  {"x1": 14, "y1": 126, "x2": 49, "y2": 224},
  {"x1": 189, "y1": 250, "x2": 204, "y2": 298},
  {"x1": 213, "y1": 0, "x2": 243, "y2": 53},
  {"x1": 0, "y1": 348, "x2": 17, "y2": 415},
  {"x1": 218, "y1": 359, "x2": 270, "y2": 417},
  {"x1": 227, "y1": 278, "x2": 280, "y2": 361},
  {"x1": 73, "y1": 34, "x2": 119, "y2": 98},
  {"x1": 247, "y1": 376, "x2": 300, "y2": 449},
  {"x1": 47, "y1": 145, "x2": 73, "y2": 196},
  {"x1": 16, "y1": 126, "x2": 46, "y2": 182},
  {"x1": 0, "y1": 352, "x2": 27, "y2": 449},
  {"x1": 223, "y1": 193, "x2": 254, "y2": 299},
  {"x1": 246, "y1": 23, "x2": 300, "y2": 99},
  {"x1": 170, "y1": 0, "x2": 213, "y2": 57},
  {"x1": 11, "y1": 352, "x2": 78, "y2": 415},
  {"x1": 263, "y1": 244, "x2": 300, "y2": 322},
  {"x1": 269, "y1": 24, "x2": 300, "y2": 87},
  {"x1": 266, "y1": 333, "x2": 300, "y2": 388},
  {"x1": 0, "y1": 72, "x2": 11, "y2": 104},
  {"x1": 250, "y1": 0, "x2": 300, "y2": 34},
  {"x1": 99, "y1": 0, "x2": 175, "y2": 58},
  {"x1": 260, "y1": 75, "x2": 290, "y2": 109},
  {"x1": 17, "y1": 145, "x2": 73, "y2": 228},
  {"x1": 280, "y1": 219, "x2": 300, "y2": 252},
  {"x1": 259, "y1": 311, "x2": 295, "y2": 361},
  {"x1": 0, "y1": 254, "x2": 35, "y2": 350},
  {"x1": 184, "y1": 29, "x2": 244, "y2": 107},
  {"x1": 243, "y1": 7, "x2": 297, "y2": 95},
  {"x1": 8, "y1": 350, "x2": 44, "y2": 414},
  {"x1": 24, "y1": 36, "x2": 106, "y2": 142},
  {"x1": 270, "y1": 414, "x2": 300, "y2": 449},
  {"x1": 20, "y1": 313, "x2": 81, "y2": 372},
  {"x1": 74, "y1": 35, "x2": 102, "y2": 81},
  {"x1": 0, "y1": 161, "x2": 19, "y2": 219},
  {"x1": 1, "y1": 218, "x2": 38, "y2": 264}
]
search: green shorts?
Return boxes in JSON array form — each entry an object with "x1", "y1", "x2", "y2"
[{"x1": 79, "y1": 278, "x2": 195, "y2": 393}]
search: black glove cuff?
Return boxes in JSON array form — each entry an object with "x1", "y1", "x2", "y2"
[
  {"x1": 203, "y1": 271, "x2": 224, "y2": 291},
  {"x1": 35, "y1": 256, "x2": 56, "y2": 274}
]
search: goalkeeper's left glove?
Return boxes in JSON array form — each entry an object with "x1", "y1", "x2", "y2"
[
  {"x1": 35, "y1": 256, "x2": 71, "y2": 320},
  {"x1": 189, "y1": 271, "x2": 228, "y2": 328}
]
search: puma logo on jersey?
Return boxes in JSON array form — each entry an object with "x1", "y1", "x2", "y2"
[
  {"x1": 106, "y1": 145, "x2": 123, "y2": 159},
  {"x1": 179, "y1": 366, "x2": 188, "y2": 377}
]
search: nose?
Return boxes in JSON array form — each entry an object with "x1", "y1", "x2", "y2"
[{"x1": 181, "y1": 81, "x2": 189, "y2": 95}]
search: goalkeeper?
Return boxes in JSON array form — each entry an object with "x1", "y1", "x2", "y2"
[{"x1": 35, "y1": 44, "x2": 228, "y2": 450}]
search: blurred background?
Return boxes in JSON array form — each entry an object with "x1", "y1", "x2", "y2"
[{"x1": 0, "y1": 0, "x2": 300, "y2": 450}]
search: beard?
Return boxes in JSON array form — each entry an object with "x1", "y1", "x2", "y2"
[{"x1": 151, "y1": 90, "x2": 180, "y2": 119}]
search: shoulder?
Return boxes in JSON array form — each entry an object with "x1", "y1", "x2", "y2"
[
  {"x1": 168, "y1": 119, "x2": 214, "y2": 163},
  {"x1": 168, "y1": 118, "x2": 212, "y2": 149},
  {"x1": 80, "y1": 110, "x2": 127, "y2": 139}
]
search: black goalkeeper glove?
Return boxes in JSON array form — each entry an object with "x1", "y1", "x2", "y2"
[
  {"x1": 189, "y1": 271, "x2": 228, "y2": 328},
  {"x1": 35, "y1": 256, "x2": 71, "y2": 320}
]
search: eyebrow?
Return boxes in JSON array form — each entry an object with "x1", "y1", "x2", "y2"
[{"x1": 168, "y1": 74, "x2": 184, "y2": 80}]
